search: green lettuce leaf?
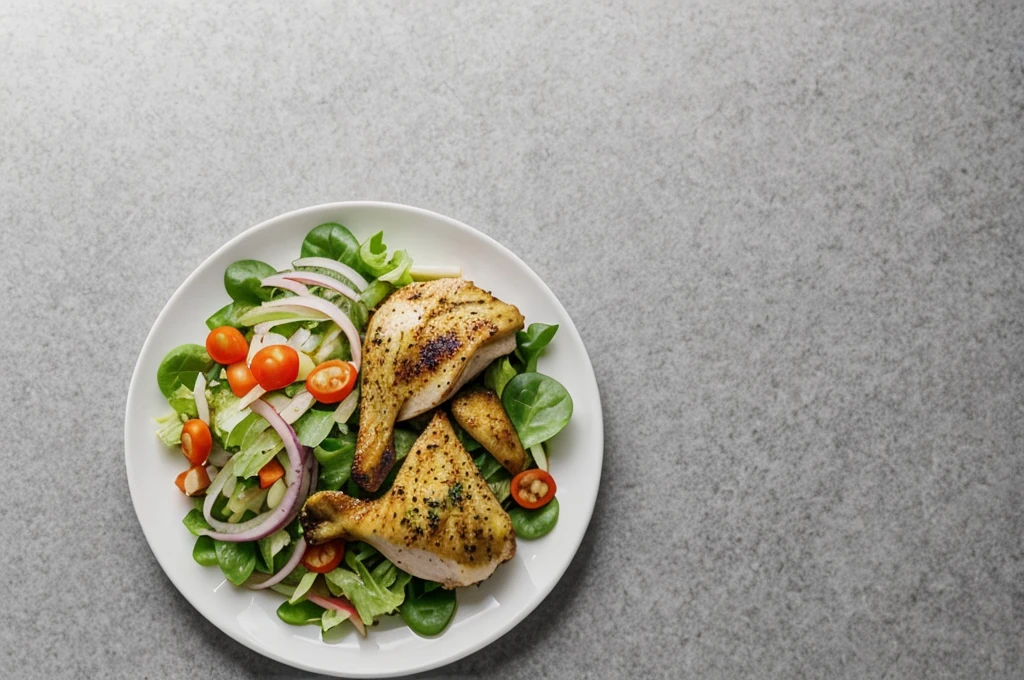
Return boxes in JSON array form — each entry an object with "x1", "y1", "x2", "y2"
[{"x1": 324, "y1": 553, "x2": 411, "y2": 625}]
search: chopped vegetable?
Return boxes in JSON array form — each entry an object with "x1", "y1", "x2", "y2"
[
  {"x1": 226, "y1": 361, "x2": 258, "y2": 398},
  {"x1": 510, "y1": 469, "x2": 556, "y2": 509},
  {"x1": 205, "y1": 326, "x2": 249, "y2": 365},
  {"x1": 181, "y1": 419, "x2": 212, "y2": 466},
  {"x1": 175, "y1": 465, "x2": 211, "y2": 496},
  {"x1": 259, "y1": 458, "x2": 285, "y2": 489},
  {"x1": 305, "y1": 360, "x2": 357, "y2": 404},
  {"x1": 302, "y1": 539, "x2": 345, "y2": 574},
  {"x1": 250, "y1": 345, "x2": 300, "y2": 391}
]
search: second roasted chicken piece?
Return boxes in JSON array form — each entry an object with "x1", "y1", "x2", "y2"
[
  {"x1": 450, "y1": 386, "x2": 527, "y2": 475},
  {"x1": 353, "y1": 278, "x2": 524, "y2": 491},
  {"x1": 301, "y1": 411, "x2": 516, "y2": 588}
]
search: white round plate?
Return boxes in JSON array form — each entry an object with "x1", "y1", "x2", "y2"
[{"x1": 124, "y1": 202, "x2": 603, "y2": 677}]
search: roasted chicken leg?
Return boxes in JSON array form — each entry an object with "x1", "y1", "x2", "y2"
[
  {"x1": 301, "y1": 411, "x2": 516, "y2": 588},
  {"x1": 353, "y1": 278, "x2": 524, "y2": 491},
  {"x1": 450, "y1": 386, "x2": 527, "y2": 475}
]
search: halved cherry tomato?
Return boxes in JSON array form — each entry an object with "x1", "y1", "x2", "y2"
[
  {"x1": 205, "y1": 326, "x2": 249, "y2": 365},
  {"x1": 302, "y1": 539, "x2": 345, "y2": 574},
  {"x1": 226, "y1": 361, "x2": 259, "y2": 397},
  {"x1": 250, "y1": 345, "x2": 300, "y2": 391},
  {"x1": 305, "y1": 360, "x2": 358, "y2": 404},
  {"x1": 175, "y1": 465, "x2": 211, "y2": 496},
  {"x1": 510, "y1": 469, "x2": 556, "y2": 509},
  {"x1": 181, "y1": 419, "x2": 212, "y2": 466},
  {"x1": 259, "y1": 458, "x2": 285, "y2": 489}
]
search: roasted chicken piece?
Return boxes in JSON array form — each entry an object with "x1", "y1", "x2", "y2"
[
  {"x1": 353, "y1": 278, "x2": 524, "y2": 491},
  {"x1": 301, "y1": 411, "x2": 516, "y2": 588},
  {"x1": 450, "y1": 386, "x2": 526, "y2": 475}
]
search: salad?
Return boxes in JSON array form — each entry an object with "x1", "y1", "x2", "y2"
[{"x1": 154, "y1": 222, "x2": 573, "y2": 639}]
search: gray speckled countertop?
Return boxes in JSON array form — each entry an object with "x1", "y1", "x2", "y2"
[{"x1": 2, "y1": 1, "x2": 1022, "y2": 678}]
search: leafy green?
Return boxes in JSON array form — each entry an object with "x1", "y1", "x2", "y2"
[
  {"x1": 192, "y1": 536, "x2": 218, "y2": 566},
  {"x1": 225, "y1": 412, "x2": 265, "y2": 449},
  {"x1": 206, "y1": 301, "x2": 255, "y2": 331},
  {"x1": 182, "y1": 509, "x2": 212, "y2": 536},
  {"x1": 300, "y1": 223, "x2": 362, "y2": 269},
  {"x1": 359, "y1": 280, "x2": 394, "y2": 309},
  {"x1": 378, "y1": 249, "x2": 413, "y2": 286},
  {"x1": 321, "y1": 607, "x2": 351, "y2": 633},
  {"x1": 284, "y1": 382, "x2": 306, "y2": 398},
  {"x1": 515, "y1": 323, "x2": 559, "y2": 372},
  {"x1": 167, "y1": 384, "x2": 199, "y2": 418},
  {"x1": 289, "y1": 570, "x2": 319, "y2": 604},
  {"x1": 239, "y1": 307, "x2": 323, "y2": 327},
  {"x1": 258, "y1": 529, "x2": 291, "y2": 574},
  {"x1": 325, "y1": 552, "x2": 411, "y2": 625},
  {"x1": 473, "y1": 452, "x2": 511, "y2": 502},
  {"x1": 484, "y1": 357, "x2": 517, "y2": 398},
  {"x1": 399, "y1": 586, "x2": 457, "y2": 636},
  {"x1": 314, "y1": 433, "x2": 356, "y2": 491},
  {"x1": 393, "y1": 428, "x2": 419, "y2": 460},
  {"x1": 233, "y1": 430, "x2": 283, "y2": 478},
  {"x1": 276, "y1": 599, "x2": 326, "y2": 626},
  {"x1": 224, "y1": 259, "x2": 277, "y2": 304},
  {"x1": 210, "y1": 388, "x2": 249, "y2": 442},
  {"x1": 157, "y1": 344, "x2": 214, "y2": 399},
  {"x1": 215, "y1": 540, "x2": 257, "y2": 585},
  {"x1": 293, "y1": 409, "x2": 336, "y2": 448},
  {"x1": 154, "y1": 411, "x2": 184, "y2": 446},
  {"x1": 509, "y1": 497, "x2": 559, "y2": 539},
  {"x1": 501, "y1": 372, "x2": 573, "y2": 449},
  {"x1": 358, "y1": 232, "x2": 391, "y2": 277}
]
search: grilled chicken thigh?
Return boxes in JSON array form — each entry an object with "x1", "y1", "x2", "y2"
[
  {"x1": 450, "y1": 386, "x2": 526, "y2": 475},
  {"x1": 301, "y1": 411, "x2": 516, "y2": 588},
  {"x1": 352, "y1": 279, "x2": 524, "y2": 491}
]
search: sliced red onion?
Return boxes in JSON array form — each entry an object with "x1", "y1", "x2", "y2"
[
  {"x1": 261, "y1": 274, "x2": 311, "y2": 297},
  {"x1": 292, "y1": 257, "x2": 369, "y2": 291},
  {"x1": 333, "y1": 384, "x2": 359, "y2": 424},
  {"x1": 280, "y1": 390, "x2": 315, "y2": 425},
  {"x1": 254, "y1": 317, "x2": 320, "y2": 336},
  {"x1": 287, "y1": 327, "x2": 312, "y2": 350},
  {"x1": 281, "y1": 271, "x2": 360, "y2": 303},
  {"x1": 199, "y1": 399, "x2": 307, "y2": 542},
  {"x1": 246, "y1": 537, "x2": 308, "y2": 590},
  {"x1": 256, "y1": 298, "x2": 362, "y2": 372},
  {"x1": 307, "y1": 593, "x2": 366, "y2": 636},
  {"x1": 193, "y1": 373, "x2": 209, "y2": 425}
]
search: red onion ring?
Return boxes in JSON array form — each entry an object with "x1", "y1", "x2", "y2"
[
  {"x1": 292, "y1": 257, "x2": 369, "y2": 291},
  {"x1": 280, "y1": 271, "x2": 360, "y2": 303},
  {"x1": 261, "y1": 274, "x2": 311, "y2": 297},
  {"x1": 199, "y1": 398, "x2": 306, "y2": 542}
]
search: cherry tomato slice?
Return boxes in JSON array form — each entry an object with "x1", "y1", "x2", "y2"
[
  {"x1": 305, "y1": 360, "x2": 358, "y2": 404},
  {"x1": 226, "y1": 361, "x2": 259, "y2": 397},
  {"x1": 302, "y1": 539, "x2": 345, "y2": 574},
  {"x1": 205, "y1": 326, "x2": 249, "y2": 365},
  {"x1": 249, "y1": 345, "x2": 300, "y2": 391},
  {"x1": 510, "y1": 469, "x2": 556, "y2": 509},
  {"x1": 181, "y1": 419, "x2": 213, "y2": 466}
]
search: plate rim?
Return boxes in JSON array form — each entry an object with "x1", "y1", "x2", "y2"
[{"x1": 123, "y1": 201, "x2": 604, "y2": 677}]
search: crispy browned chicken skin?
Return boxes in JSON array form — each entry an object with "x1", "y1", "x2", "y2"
[
  {"x1": 301, "y1": 411, "x2": 516, "y2": 588},
  {"x1": 352, "y1": 279, "x2": 524, "y2": 491},
  {"x1": 450, "y1": 386, "x2": 527, "y2": 475}
]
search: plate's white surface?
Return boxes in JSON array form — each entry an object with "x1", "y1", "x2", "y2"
[{"x1": 124, "y1": 202, "x2": 603, "y2": 677}]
